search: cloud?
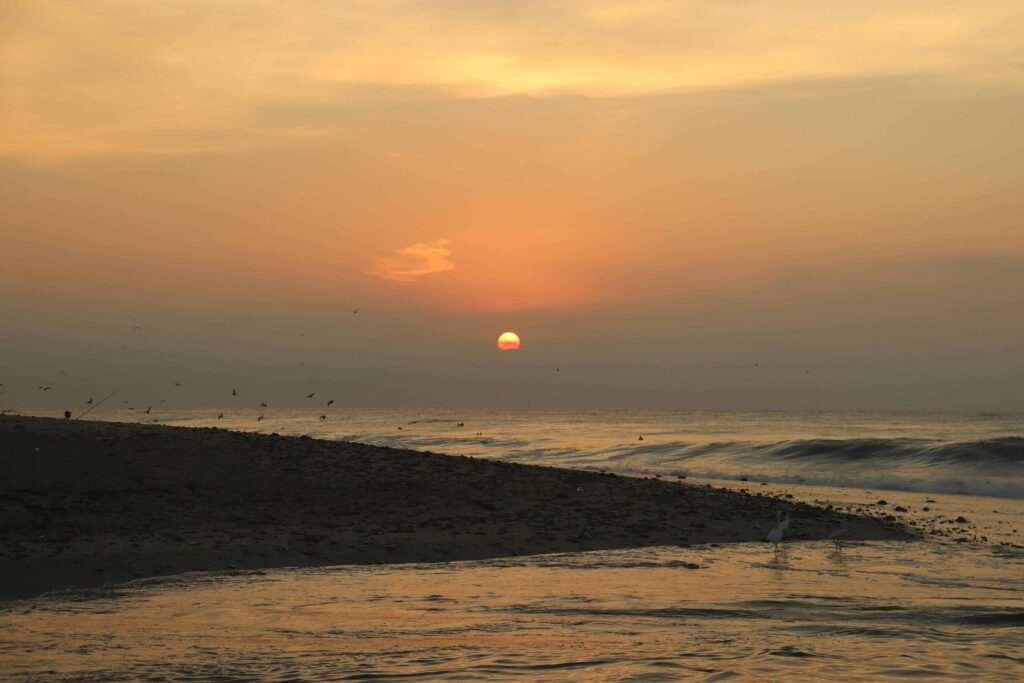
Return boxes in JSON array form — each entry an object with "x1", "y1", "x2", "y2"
[
  {"x1": 369, "y1": 239, "x2": 456, "y2": 283},
  {"x1": 3, "y1": 0, "x2": 1023, "y2": 159}
]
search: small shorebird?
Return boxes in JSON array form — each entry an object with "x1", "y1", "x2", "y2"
[
  {"x1": 327, "y1": 399, "x2": 334, "y2": 407},
  {"x1": 259, "y1": 402, "x2": 268, "y2": 407},
  {"x1": 305, "y1": 392, "x2": 315, "y2": 398},
  {"x1": 319, "y1": 414, "x2": 327, "y2": 420},
  {"x1": 828, "y1": 525, "x2": 849, "y2": 550},
  {"x1": 231, "y1": 389, "x2": 237, "y2": 396},
  {"x1": 766, "y1": 524, "x2": 785, "y2": 552}
]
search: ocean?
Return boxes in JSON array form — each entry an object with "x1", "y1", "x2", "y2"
[
  {"x1": 80, "y1": 407, "x2": 1024, "y2": 498},
  {"x1": 3, "y1": 409, "x2": 1022, "y2": 680}
]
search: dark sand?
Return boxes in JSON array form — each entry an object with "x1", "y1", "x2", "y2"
[{"x1": 0, "y1": 416, "x2": 913, "y2": 600}]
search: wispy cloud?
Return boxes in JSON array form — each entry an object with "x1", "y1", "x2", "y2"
[
  {"x1": 369, "y1": 239, "x2": 455, "y2": 283},
  {"x1": 3, "y1": 0, "x2": 1022, "y2": 159}
]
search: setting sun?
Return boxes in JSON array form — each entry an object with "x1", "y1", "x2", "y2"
[{"x1": 497, "y1": 331, "x2": 521, "y2": 351}]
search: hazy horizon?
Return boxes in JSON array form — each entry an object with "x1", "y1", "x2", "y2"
[{"x1": 2, "y1": 1, "x2": 1022, "y2": 412}]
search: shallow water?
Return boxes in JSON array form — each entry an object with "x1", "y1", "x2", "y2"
[
  {"x1": 6, "y1": 410, "x2": 1022, "y2": 680},
  {"x1": 55, "y1": 408, "x2": 1024, "y2": 498},
  {"x1": 2, "y1": 538, "x2": 1022, "y2": 681}
]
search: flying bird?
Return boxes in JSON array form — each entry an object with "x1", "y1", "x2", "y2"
[
  {"x1": 319, "y1": 414, "x2": 327, "y2": 420},
  {"x1": 38, "y1": 386, "x2": 53, "y2": 391},
  {"x1": 257, "y1": 415, "x2": 264, "y2": 422},
  {"x1": 353, "y1": 308, "x2": 359, "y2": 314},
  {"x1": 174, "y1": 382, "x2": 181, "y2": 387},
  {"x1": 218, "y1": 413, "x2": 224, "y2": 419},
  {"x1": 305, "y1": 392, "x2": 315, "y2": 398},
  {"x1": 144, "y1": 406, "x2": 152, "y2": 414},
  {"x1": 259, "y1": 402, "x2": 268, "y2": 408},
  {"x1": 326, "y1": 399, "x2": 334, "y2": 407}
]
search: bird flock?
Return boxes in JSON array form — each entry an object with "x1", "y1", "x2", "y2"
[{"x1": 0, "y1": 320, "x2": 367, "y2": 425}]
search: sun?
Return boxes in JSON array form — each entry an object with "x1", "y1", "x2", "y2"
[{"x1": 497, "y1": 331, "x2": 520, "y2": 351}]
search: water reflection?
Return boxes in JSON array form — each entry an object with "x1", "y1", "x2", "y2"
[{"x1": 2, "y1": 540, "x2": 1022, "y2": 681}]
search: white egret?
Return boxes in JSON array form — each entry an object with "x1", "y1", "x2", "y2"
[{"x1": 828, "y1": 525, "x2": 849, "y2": 550}]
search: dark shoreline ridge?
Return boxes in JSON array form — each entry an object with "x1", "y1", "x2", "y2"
[{"x1": 0, "y1": 415, "x2": 913, "y2": 600}]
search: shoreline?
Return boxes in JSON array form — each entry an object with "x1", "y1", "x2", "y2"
[{"x1": 0, "y1": 415, "x2": 913, "y2": 601}]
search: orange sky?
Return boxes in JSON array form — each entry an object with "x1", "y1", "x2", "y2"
[{"x1": 1, "y1": 1, "x2": 1022, "y2": 409}]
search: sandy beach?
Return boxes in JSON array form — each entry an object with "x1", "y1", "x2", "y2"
[{"x1": 0, "y1": 415, "x2": 912, "y2": 600}]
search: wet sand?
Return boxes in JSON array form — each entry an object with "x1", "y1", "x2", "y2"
[{"x1": 0, "y1": 415, "x2": 912, "y2": 600}]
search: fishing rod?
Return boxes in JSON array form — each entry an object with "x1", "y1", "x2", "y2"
[{"x1": 76, "y1": 386, "x2": 124, "y2": 420}]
